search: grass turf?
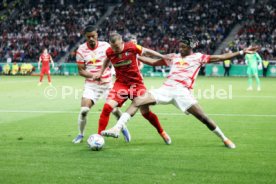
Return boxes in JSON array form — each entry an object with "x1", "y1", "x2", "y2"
[{"x1": 0, "y1": 75, "x2": 276, "y2": 184}]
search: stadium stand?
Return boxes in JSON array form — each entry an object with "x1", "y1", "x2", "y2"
[{"x1": 0, "y1": 0, "x2": 107, "y2": 63}]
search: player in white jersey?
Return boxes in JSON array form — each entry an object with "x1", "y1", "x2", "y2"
[
  {"x1": 72, "y1": 26, "x2": 130, "y2": 144},
  {"x1": 102, "y1": 35, "x2": 259, "y2": 149}
]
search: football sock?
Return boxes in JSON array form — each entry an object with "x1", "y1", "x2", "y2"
[
  {"x1": 115, "y1": 112, "x2": 131, "y2": 130},
  {"x1": 142, "y1": 111, "x2": 163, "y2": 134},
  {"x1": 212, "y1": 126, "x2": 227, "y2": 141},
  {"x1": 78, "y1": 107, "x2": 90, "y2": 135},
  {"x1": 98, "y1": 103, "x2": 113, "y2": 134},
  {"x1": 48, "y1": 74, "x2": 51, "y2": 83}
]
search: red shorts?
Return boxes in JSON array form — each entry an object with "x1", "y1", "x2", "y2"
[
  {"x1": 107, "y1": 81, "x2": 146, "y2": 107},
  {"x1": 41, "y1": 67, "x2": 50, "y2": 75}
]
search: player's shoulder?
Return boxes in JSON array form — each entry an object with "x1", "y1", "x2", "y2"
[
  {"x1": 124, "y1": 41, "x2": 137, "y2": 49},
  {"x1": 77, "y1": 42, "x2": 88, "y2": 51},
  {"x1": 98, "y1": 41, "x2": 110, "y2": 47}
]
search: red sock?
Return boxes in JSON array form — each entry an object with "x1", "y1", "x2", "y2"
[
  {"x1": 39, "y1": 74, "x2": 43, "y2": 82},
  {"x1": 98, "y1": 103, "x2": 113, "y2": 134},
  {"x1": 142, "y1": 111, "x2": 163, "y2": 134},
  {"x1": 47, "y1": 74, "x2": 51, "y2": 82}
]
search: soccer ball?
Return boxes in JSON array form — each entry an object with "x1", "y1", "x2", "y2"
[{"x1": 87, "y1": 134, "x2": 105, "y2": 151}]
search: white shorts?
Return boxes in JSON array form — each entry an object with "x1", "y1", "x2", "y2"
[
  {"x1": 149, "y1": 86, "x2": 197, "y2": 114},
  {"x1": 83, "y1": 82, "x2": 112, "y2": 104}
]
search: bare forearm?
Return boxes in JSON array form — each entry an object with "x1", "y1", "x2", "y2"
[
  {"x1": 79, "y1": 69, "x2": 94, "y2": 78},
  {"x1": 142, "y1": 48, "x2": 164, "y2": 58},
  {"x1": 210, "y1": 51, "x2": 242, "y2": 63}
]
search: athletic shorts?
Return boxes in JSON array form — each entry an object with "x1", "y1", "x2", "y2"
[
  {"x1": 41, "y1": 67, "x2": 50, "y2": 75},
  {"x1": 149, "y1": 86, "x2": 197, "y2": 114},
  {"x1": 107, "y1": 81, "x2": 146, "y2": 107},
  {"x1": 83, "y1": 82, "x2": 112, "y2": 104},
  {"x1": 247, "y1": 67, "x2": 258, "y2": 76}
]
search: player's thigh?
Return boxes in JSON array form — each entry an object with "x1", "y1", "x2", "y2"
[
  {"x1": 173, "y1": 88, "x2": 197, "y2": 114},
  {"x1": 133, "y1": 92, "x2": 156, "y2": 107},
  {"x1": 107, "y1": 82, "x2": 128, "y2": 107},
  {"x1": 186, "y1": 103, "x2": 208, "y2": 119},
  {"x1": 148, "y1": 87, "x2": 173, "y2": 105},
  {"x1": 83, "y1": 83, "x2": 108, "y2": 105}
]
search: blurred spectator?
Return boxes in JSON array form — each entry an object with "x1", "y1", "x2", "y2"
[
  {"x1": 3, "y1": 63, "x2": 10, "y2": 74},
  {"x1": 11, "y1": 62, "x2": 19, "y2": 75}
]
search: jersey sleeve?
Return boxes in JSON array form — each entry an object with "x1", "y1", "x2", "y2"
[
  {"x1": 200, "y1": 53, "x2": 211, "y2": 64},
  {"x1": 76, "y1": 50, "x2": 85, "y2": 64},
  {"x1": 134, "y1": 44, "x2": 143, "y2": 55}
]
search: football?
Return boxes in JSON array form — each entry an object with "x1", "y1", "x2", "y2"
[{"x1": 87, "y1": 134, "x2": 105, "y2": 151}]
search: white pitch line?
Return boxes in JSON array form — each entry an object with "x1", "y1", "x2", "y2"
[{"x1": 0, "y1": 110, "x2": 276, "y2": 117}]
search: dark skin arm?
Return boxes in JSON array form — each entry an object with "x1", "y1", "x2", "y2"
[{"x1": 209, "y1": 46, "x2": 259, "y2": 63}]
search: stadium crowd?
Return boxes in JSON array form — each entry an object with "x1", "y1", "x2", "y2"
[
  {"x1": 225, "y1": 0, "x2": 275, "y2": 63},
  {"x1": 0, "y1": 0, "x2": 275, "y2": 68},
  {"x1": 0, "y1": 0, "x2": 107, "y2": 63}
]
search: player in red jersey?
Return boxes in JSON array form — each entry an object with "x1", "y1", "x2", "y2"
[
  {"x1": 94, "y1": 32, "x2": 171, "y2": 144},
  {"x1": 72, "y1": 26, "x2": 125, "y2": 144},
  {"x1": 104, "y1": 35, "x2": 259, "y2": 149},
  {"x1": 38, "y1": 48, "x2": 54, "y2": 86}
]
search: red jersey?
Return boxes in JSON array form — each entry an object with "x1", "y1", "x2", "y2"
[
  {"x1": 40, "y1": 53, "x2": 52, "y2": 68},
  {"x1": 106, "y1": 42, "x2": 143, "y2": 85}
]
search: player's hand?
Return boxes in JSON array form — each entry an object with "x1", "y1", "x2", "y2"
[
  {"x1": 92, "y1": 72, "x2": 102, "y2": 81},
  {"x1": 244, "y1": 46, "x2": 260, "y2": 54},
  {"x1": 162, "y1": 54, "x2": 172, "y2": 63}
]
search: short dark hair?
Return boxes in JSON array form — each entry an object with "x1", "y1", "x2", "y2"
[
  {"x1": 84, "y1": 25, "x2": 97, "y2": 33},
  {"x1": 180, "y1": 35, "x2": 198, "y2": 48},
  {"x1": 109, "y1": 32, "x2": 122, "y2": 43}
]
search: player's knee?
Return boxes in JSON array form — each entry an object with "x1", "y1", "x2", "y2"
[
  {"x1": 80, "y1": 107, "x2": 90, "y2": 116},
  {"x1": 140, "y1": 106, "x2": 150, "y2": 115}
]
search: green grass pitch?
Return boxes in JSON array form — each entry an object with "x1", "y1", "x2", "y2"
[{"x1": 0, "y1": 75, "x2": 276, "y2": 184}]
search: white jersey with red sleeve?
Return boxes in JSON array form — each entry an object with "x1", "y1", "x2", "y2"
[
  {"x1": 163, "y1": 53, "x2": 210, "y2": 89},
  {"x1": 76, "y1": 41, "x2": 112, "y2": 84}
]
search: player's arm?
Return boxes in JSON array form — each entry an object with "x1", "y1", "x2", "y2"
[
  {"x1": 77, "y1": 63, "x2": 94, "y2": 78},
  {"x1": 138, "y1": 56, "x2": 166, "y2": 66},
  {"x1": 209, "y1": 46, "x2": 259, "y2": 63},
  {"x1": 38, "y1": 57, "x2": 41, "y2": 70},
  {"x1": 256, "y1": 53, "x2": 262, "y2": 64},
  {"x1": 142, "y1": 47, "x2": 166, "y2": 59},
  {"x1": 50, "y1": 56, "x2": 54, "y2": 68}
]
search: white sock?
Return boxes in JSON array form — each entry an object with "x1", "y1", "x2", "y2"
[
  {"x1": 78, "y1": 107, "x2": 90, "y2": 135},
  {"x1": 213, "y1": 127, "x2": 227, "y2": 141},
  {"x1": 115, "y1": 112, "x2": 131, "y2": 130}
]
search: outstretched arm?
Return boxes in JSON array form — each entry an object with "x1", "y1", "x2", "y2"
[
  {"x1": 209, "y1": 46, "x2": 259, "y2": 63},
  {"x1": 50, "y1": 56, "x2": 54, "y2": 68},
  {"x1": 38, "y1": 57, "x2": 41, "y2": 70},
  {"x1": 138, "y1": 56, "x2": 167, "y2": 66},
  {"x1": 142, "y1": 47, "x2": 165, "y2": 59}
]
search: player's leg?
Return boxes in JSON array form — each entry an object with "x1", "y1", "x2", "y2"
[
  {"x1": 72, "y1": 98, "x2": 93, "y2": 144},
  {"x1": 38, "y1": 70, "x2": 44, "y2": 85},
  {"x1": 98, "y1": 99, "x2": 119, "y2": 135},
  {"x1": 187, "y1": 104, "x2": 236, "y2": 149},
  {"x1": 247, "y1": 68, "x2": 253, "y2": 90},
  {"x1": 140, "y1": 105, "x2": 171, "y2": 145},
  {"x1": 47, "y1": 71, "x2": 52, "y2": 85},
  {"x1": 254, "y1": 71, "x2": 261, "y2": 91}
]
